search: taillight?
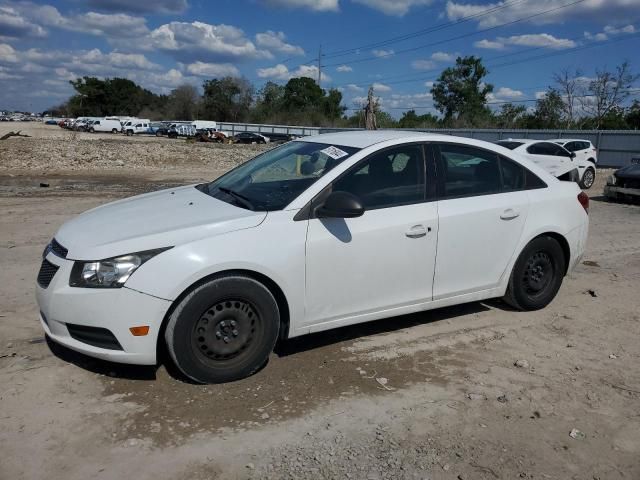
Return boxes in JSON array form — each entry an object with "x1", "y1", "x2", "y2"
[{"x1": 577, "y1": 191, "x2": 589, "y2": 214}]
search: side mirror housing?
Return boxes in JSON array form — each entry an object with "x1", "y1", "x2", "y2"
[
  {"x1": 316, "y1": 191, "x2": 365, "y2": 219},
  {"x1": 570, "y1": 151, "x2": 576, "y2": 159}
]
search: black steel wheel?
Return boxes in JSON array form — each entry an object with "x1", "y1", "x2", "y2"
[
  {"x1": 580, "y1": 168, "x2": 595, "y2": 189},
  {"x1": 165, "y1": 275, "x2": 280, "y2": 384},
  {"x1": 504, "y1": 236, "x2": 566, "y2": 311}
]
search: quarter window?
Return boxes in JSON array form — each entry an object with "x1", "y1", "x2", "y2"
[{"x1": 332, "y1": 145, "x2": 424, "y2": 210}]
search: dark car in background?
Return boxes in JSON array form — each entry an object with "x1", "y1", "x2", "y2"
[
  {"x1": 233, "y1": 132, "x2": 270, "y2": 144},
  {"x1": 604, "y1": 156, "x2": 640, "y2": 203}
]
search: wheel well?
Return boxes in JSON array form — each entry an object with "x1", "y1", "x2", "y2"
[
  {"x1": 537, "y1": 232, "x2": 571, "y2": 275},
  {"x1": 588, "y1": 158, "x2": 596, "y2": 165},
  {"x1": 157, "y1": 269, "x2": 291, "y2": 358}
]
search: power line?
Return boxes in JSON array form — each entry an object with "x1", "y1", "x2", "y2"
[{"x1": 322, "y1": 0, "x2": 588, "y2": 69}]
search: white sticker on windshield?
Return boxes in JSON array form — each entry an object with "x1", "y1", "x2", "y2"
[{"x1": 320, "y1": 146, "x2": 349, "y2": 160}]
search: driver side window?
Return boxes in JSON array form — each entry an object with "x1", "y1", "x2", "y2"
[{"x1": 332, "y1": 145, "x2": 425, "y2": 210}]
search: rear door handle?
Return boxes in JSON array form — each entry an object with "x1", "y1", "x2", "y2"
[
  {"x1": 500, "y1": 208, "x2": 520, "y2": 220},
  {"x1": 405, "y1": 225, "x2": 430, "y2": 238}
]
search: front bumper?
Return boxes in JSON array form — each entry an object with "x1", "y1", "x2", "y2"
[
  {"x1": 36, "y1": 253, "x2": 171, "y2": 365},
  {"x1": 604, "y1": 184, "x2": 640, "y2": 198}
]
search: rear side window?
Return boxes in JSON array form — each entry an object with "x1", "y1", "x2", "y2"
[
  {"x1": 436, "y1": 144, "x2": 502, "y2": 198},
  {"x1": 500, "y1": 156, "x2": 525, "y2": 191},
  {"x1": 496, "y1": 141, "x2": 524, "y2": 150}
]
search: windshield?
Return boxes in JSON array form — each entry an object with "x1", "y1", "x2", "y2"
[
  {"x1": 198, "y1": 141, "x2": 360, "y2": 211},
  {"x1": 496, "y1": 141, "x2": 524, "y2": 150}
]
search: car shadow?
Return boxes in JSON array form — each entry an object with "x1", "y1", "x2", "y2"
[
  {"x1": 46, "y1": 299, "x2": 509, "y2": 383},
  {"x1": 275, "y1": 300, "x2": 495, "y2": 357},
  {"x1": 46, "y1": 336, "x2": 159, "y2": 381}
]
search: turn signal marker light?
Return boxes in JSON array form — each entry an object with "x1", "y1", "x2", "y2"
[{"x1": 129, "y1": 326, "x2": 150, "y2": 336}]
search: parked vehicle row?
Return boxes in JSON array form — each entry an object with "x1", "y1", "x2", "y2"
[{"x1": 495, "y1": 138, "x2": 597, "y2": 189}]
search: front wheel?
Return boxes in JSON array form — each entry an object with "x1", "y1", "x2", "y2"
[
  {"x1": 503, "y1": 236, "x2": 566, "y2": 311},
  {"x1": 111, "y1": 128, "x2": 118, "y2": 134},
  {"x1": 126, "y1": 130, "x2": 133, "y2": 136},
  {"x1": 165, "y1": 275, "x2": 280, "y2": 384},
  {"x1": 580, "y1": 168, "x2": 595, "y2": 189}
]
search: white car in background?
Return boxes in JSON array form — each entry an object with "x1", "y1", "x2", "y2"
[
  {"x1": 552, "y1": 139, "x2": 598, "y2": 165},
  {"x1": 36, "y1": 131, "x2": 589, "y2": 384},
  {"x1": 88, "y1": 118, "x2": 122, "y2": 134},
  {"x1": 496, "y1": 139, "x2": 596, "y2": 189}
]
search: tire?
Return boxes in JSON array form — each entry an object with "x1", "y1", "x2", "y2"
[
  {"x1": 503, "y1": 236, "x2": 566, "y2": 311},
  {"x1": 89, "y1": 127, "x2": 95, "y2": 133},
  {"x1": 579, "y1": 168, "x2": 595, "y2": 189},
  {"x1": 165, "y1": 275, "x2": 280, "y2": 384},
  {"x1": 155, "y1": 131, "x2": 162, "y2": 137},
  {"x1": 111, "y1": 128, "x2": 118, "y2": 134},
  {"x1": 126, "y1": 130, "x2": 133, "y2": 136}
]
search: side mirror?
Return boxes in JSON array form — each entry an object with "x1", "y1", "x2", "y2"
[
  {"x1": 316, "y1": 191, "x2": 365, "y2": 219},
  {"x1": 570, "y1": 151, "x2": 576, "y2": 159}
]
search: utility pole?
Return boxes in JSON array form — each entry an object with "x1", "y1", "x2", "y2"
[{"x1": 317, "y1": 44, "x2": 322, "y2": 88}]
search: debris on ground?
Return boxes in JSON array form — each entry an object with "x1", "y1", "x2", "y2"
[
  {"x1": 497, "y1": 394, "x2": 508, "y2": 403},
  {"x1": 586, "y1": 289, "x2": 598, "y2": 297},
  {"x1": 514, "y1": 359, "x2": 530, "y2": 369},
  {"x1": 569, "y1": 428, "x2": 586, "y2": 440},
  {"x1": 609, "y1": 353, "x2": 618, "y2": 359}
]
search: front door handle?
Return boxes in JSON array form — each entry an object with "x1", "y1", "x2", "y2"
[
  {"x1": 405, "y1": 225, "x2": 429, "y2": 238},
  {"x1": 500, "y1": 208, "x2": 520, "y2": 220}
]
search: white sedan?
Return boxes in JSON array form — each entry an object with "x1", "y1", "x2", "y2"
[
  {"x1": 36, "y1": 131, "x2": 589, "y2": 383},
  {"x1": 496, "y1": 139, "x2": 596, "y2": 189}
]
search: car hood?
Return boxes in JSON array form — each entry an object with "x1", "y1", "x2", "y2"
[
  {"x1": 615, "y1": 164, "x2": 640, "y2": 180},
  {"x1": 55, "y1": 185, "x2": 266, "y2": 260}
]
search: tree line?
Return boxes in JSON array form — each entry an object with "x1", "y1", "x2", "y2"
[{"x1": 49, "y1": 57, "x2": 639, "y2": 130}]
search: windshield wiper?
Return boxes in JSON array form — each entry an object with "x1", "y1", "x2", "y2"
[{"x1": 218, "y1": 186, "x2": 256, "y2": 210}]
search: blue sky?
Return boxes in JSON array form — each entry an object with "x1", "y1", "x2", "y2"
[{"x1": 0, "y1": 0, "x2": 638, "y2": 115}]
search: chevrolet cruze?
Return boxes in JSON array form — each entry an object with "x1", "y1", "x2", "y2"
[{"x1": 36, "y1": 131, "x2": 589, "y2": 383}]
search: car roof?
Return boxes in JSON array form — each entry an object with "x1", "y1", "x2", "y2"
[
  {"x1": 550, "y1": 138, "x2": 592, "y2": 143},
  {"x1": 500, "y1": 138, "x2": 554, "y2": 145},
  {"x1": 296, "y1": 130, "x2": 455, "y2": 148}
]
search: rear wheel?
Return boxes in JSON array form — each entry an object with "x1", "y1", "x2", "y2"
[
  {"x1": 503, "y1": 236, "x2": 566, "y2": 311},
  {"x1": 580, "y1": 168, "x2": 595, "y2": 189},
  {"x1": 126, "y1": 130, "x2": 133, "y2": 136},
  {"x1": 111, "y1": 128, "x2": 118, "y2": 134},
  {"x1": 165, "y1": 275, "x2": 280, "y2": 384}
]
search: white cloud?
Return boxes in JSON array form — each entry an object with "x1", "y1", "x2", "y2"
[
  {"x1": 352, "y1": 0, "x2": 433, "y2": 16},
  {"x1": 255, "y1": 30, "x2": 304, "y2": 56},
  {"x1": 256, "y1": 63, "x2": 331, "y2": 82},
  {"x1": 0, "y1": 43, "x2": 19, "y2": 63},
  {"x1": 186, "y1": 61, "x2": 240, "y2": 77},
  {"x1": 86, "y1": 0, "x2": 188, "y2": 14},
  {"x1": 372, "y1": 48, "x2": 394, "y2": 58},
  {"x1": 372, "y1": 82, "x2": 391, "y2": 92},
  {"x1": 474, "y1": 39, "x2": 505, "y2": 50},
  {"x1": 585, "y1": 24, "x2": 636, "y2": 41},
  {"x1": 446, "y1": 0, "x2": 640, "y2": 28},
  {"x1": 344, "y1": 83, "x2": 363, "y2": 92},
  {"x1": 262, "y1": 0, "x2": 339, "y2": 12},
  {"x1": 430, "y1": 51, "x2": 455, "y2": 62},
  {"x1": 387, "y1": 91, "x2": 434, "y2": 110},
  {"x1": 0, "y1": 6, "x2": 47, "y2": 39},
  {"x1": 412, "y1": 59, "x2": 437, "y2": 70},
  {"x1": 425, "y1": 81, "x2": 434, "y2": 88},
  {"x1": 337, "y1": 65, "x2": 353, "y2": 72},
  {"x1": 488, "y1": 87, "x2": 525, "y2": 102},
  {"x1": 475, "y1": 33, "x2": 576, "y2": 50},
  {"x1": 148, "y1": 21, "x2": 272, "y2": 62}
]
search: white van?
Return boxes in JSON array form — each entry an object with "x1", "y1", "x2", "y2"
[
  {"x1": 88, "y1": 119, "x2": 122, "y2": 133},
  {"x1": 192, "y1": 120, "x2": 218, "y2": 131}
]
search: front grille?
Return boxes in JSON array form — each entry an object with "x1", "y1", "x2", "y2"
[
  {"x1": 51, "y1": 238, "x2": 68, "y2": 258},
  {"x1": 37, "y1": 259, "x2": 59, "y2": 288},
  {"x1": 66, "y1": 324, "x2": 123, "y2": 350}
]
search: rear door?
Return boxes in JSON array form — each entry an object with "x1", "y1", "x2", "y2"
[
  {"x1": 525, "y1": 142, "x2": 574, "y2": 177},
  {"x1": 431, "y1": 143, "x2": 531, "y2": 299}
]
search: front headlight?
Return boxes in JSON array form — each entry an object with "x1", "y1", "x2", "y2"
[
  {"x1": 607, "y1": 174, "x2": 617, "y2": 186},
  {"x1": 69, "y1": 247, "x2": 171, "y2": 288}
]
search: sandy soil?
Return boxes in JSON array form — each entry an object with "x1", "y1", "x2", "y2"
[{"x1": 0, "y1": 123, "x2": 639, "y2": 480}]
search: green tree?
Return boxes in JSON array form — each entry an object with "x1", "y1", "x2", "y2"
[
  {"x1": 166, "y1": 84, "x2": 200, "y2": 121},
  {"x1": 495, "y1": 103, "x2": 527, "y2": 128},
  {"x1": 398, "y1": 109, "x2": 440, "y2": 128},
  {"x1": 626, "y1": 100, "x2": 640, "y2": 129},
  {"x1": 283, "y1": 77, "x2": 324, "y2": 111},
  {"x1": 202, "y1": 77, "x2": 253, "y2": 122},
  {"x1": 527, "y1": 88, "x2": 565, "y2": 129},
  {"x1": 431, "y1": 56, "x2": 493, "y2": 126}
]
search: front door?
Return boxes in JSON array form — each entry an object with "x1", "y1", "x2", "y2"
[{"x1": 304, "y1": 144, "x2": 438, "y2": 328}]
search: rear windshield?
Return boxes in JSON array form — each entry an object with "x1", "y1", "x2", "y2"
[{"x1": 496, "y1": 141, "x2": 524, "y2": 150}]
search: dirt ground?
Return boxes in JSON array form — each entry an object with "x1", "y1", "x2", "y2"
[{"x1": 1, "y1": 123, "x2": 639, "y2": 480}]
